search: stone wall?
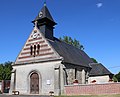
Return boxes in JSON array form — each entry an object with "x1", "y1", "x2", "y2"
[
  {"x1": 64, "y1": 83, "x2": 120, "y2": 95},
  {"x1": 88, "y1": 75, "x2": 110, "y2": 84},
  {"x1": 0, "y1": 80, "x2": 10, "y2": 93},
  {"x1": 64, "y1": 64, "x2": 88, "y2": 85}
]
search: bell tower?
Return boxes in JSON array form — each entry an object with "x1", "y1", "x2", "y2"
[{"x1": 32, "y1": 3, "x2": 57, "y2": 40}]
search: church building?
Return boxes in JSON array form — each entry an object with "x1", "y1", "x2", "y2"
[{"x1": 10, "y1": 3, "x2": 113, "y2": 95}]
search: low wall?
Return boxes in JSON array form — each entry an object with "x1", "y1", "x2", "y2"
[
  {"x1": 64, "y1": 83, "x2": 120, "y2": 95},
  {"x1": 0, "y1": 80, "x2": 10, "y2": 93}
]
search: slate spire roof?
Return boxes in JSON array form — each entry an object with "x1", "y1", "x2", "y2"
[
  {"x1": 33, "y1": 3, "x2": 56, "y2": 24},
  {"x1": 32, "y1": 3, "x2": 57, "y2": 40}
]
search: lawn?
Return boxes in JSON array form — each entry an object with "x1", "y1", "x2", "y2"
[{"x1": 56, "y1": 94, "x2": 120, "y2": 97}]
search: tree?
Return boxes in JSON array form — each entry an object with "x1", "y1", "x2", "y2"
[
  {"x1": 59, "y1": 36, "x2": 99, "y2": 63},
  {"x1": 0, "y1": 61, "x2": 12, "y2": 80},
  {"x1": 91, "y1": 58, "x2": 98, "y2": 63},
  {"x1": 115, "y1": 72, "x2": 120, "y2": 82},
  {"x1": 113, "y1": 75, "x2": 118, "y2": 82},
  {"x1": 59, "y1": 36, "x2": 84, "y2": 50},
  {"x1": 0, "y1": 64, "x2": 4, "y2": 80}
]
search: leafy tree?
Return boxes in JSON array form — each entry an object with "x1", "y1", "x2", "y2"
[
  {"x1": 113, "y1": 75, "x2": 118, "y2": 82},
  {"x1": 115, "y1": 72, "x2": 120, "y2": 82},
  {"x1": 59, "y1": 36, "x2": 84, "y2": 50},
  {"x1": 91, "y1": 58, "x2": 98, "y2": 63},
  {"x1": 0, "y1": 61, "x2": 12, "y2": 80},
  {"x1": 0, "y1": 64, "x2": 4, "y2": 80},
  {"x1": 59, "y1": 36, "x2": 99, "y2": 63}
]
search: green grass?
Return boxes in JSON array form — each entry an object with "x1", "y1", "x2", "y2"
[{"x1": 55, "y1": 94, "x2": 120, "y2": 97}]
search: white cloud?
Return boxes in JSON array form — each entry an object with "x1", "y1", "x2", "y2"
[{"x1": 96, "y1": 3, "x2": 103, "y2": 8}]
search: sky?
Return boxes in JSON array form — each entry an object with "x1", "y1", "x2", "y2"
[{"x1": 0, "y1": 0, "x2": 120, "y2": 74}]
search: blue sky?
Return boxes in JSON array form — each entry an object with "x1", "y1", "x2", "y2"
[{"x1": 0, "y1": 0, "x2": 120, "y2": 74}]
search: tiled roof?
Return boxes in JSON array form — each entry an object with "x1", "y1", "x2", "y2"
[
  {"x1": 89, "y1": 63, "x2": 113, "y2": 76},
  {"x1": 48, "y1": 38, "x2": 93, "y2": 68}
]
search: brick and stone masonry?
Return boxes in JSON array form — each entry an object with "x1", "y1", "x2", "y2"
[{"x1": 64, "y1": 83, "x2": 120, "y2": 95}]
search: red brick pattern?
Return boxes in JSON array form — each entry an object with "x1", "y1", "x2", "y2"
[
  {"x1": 15, "y1": 28, "x2": 59, "y2": 64},
  {"x1": 64, "y1": 83, "x2": 120, "y2": 95}
]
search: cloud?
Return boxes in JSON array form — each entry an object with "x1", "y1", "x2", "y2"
[{"x1": 96, "y1": 3, "x2": 103, "y2": 8}]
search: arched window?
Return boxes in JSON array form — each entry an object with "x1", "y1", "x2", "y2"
[
  {"x1": 34, "y1": 45, "x2": 36, "y2": 57},
  {"x1": 37, "y1": 44, "x2": 40, "y2": 55},
  {"x1": 30, "y1": 46, "x2": 33, "y2": 55}
]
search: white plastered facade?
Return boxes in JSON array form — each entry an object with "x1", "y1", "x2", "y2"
[
  {"x1": 88, "y1": 75, "x2": 110, "y2": 84},
  {"x1": 9, "y1": 26, "x2": 64, "y2": 95}
]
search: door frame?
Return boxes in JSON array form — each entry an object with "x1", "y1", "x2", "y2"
[
  {"x1": 30, "y1": 72, "x2": 39, "y2": 94},
  {"x1": 27, "y1": 70, "x2": 42, "y2": 94}
]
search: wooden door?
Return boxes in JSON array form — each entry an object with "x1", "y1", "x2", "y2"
[{"x1": 30, "y1": 72, "x2": 39, "y2": 94}]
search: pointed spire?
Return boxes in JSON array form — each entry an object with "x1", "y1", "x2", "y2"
[
  {"x1": 44, "y1": 1, "x2": 46, "y2": 6},
  {"x1": 32, "y1": 3, "x2": 57, "y2": 40},
  {"x1": 33, "y1": 3, "x2": 56, "y2": 24}
]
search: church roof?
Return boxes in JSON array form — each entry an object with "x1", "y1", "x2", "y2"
[
  {"x1": 89, "y1": 63, "x2": 113, "y2": 76},
  {"x1": 34, "y1": 4, "x2": 55, "y2": 23},
  {"x1": 48, "y1": 37, "x2": 93, "y2": 68}
]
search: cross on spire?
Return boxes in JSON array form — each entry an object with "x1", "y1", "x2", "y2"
[{"x1": 44, "y1": 0, "x2": 46, "y2": 6}]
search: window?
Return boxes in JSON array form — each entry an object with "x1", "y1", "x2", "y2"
[
  {"x1": 75, "y1": 68, "x2": 77, "y2": 79},
  {"x1": 34, "y1": 45, "x2": 36, "y2": 57},
  {"x1": 37, "y1": 44, "x2": 40, "y2": 55},
  {"x1": 30, "y1": 46, "x2": 33, "y2": 55},
  {"x1": 30, "y1": 44, "x2": 40, "y2": 57}
]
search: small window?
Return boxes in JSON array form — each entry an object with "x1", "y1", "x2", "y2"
[
  {"x1": 75, "y1": 68, "x2": 77, "y2": 79},
  {"x1": 30, "y1": 46, "x2": 33, "y2": 55},
  {"x1": 34, "y1": 45, "x2": 36, "y2": 57},
  {"x1": 37, "y1": 44, "x2": 40, "y2": 55}
]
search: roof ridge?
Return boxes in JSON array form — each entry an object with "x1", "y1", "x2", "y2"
[
  {"x1": 48, "y1": 37, "x2": 93, "y2": 68},
  {"x1": 55, "y1": 37, "x2": 83, "y2": 51}
]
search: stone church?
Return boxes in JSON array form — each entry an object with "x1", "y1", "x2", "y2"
[{"x1": 10, "y1": 3, "x2": 113, "y2": 95}]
